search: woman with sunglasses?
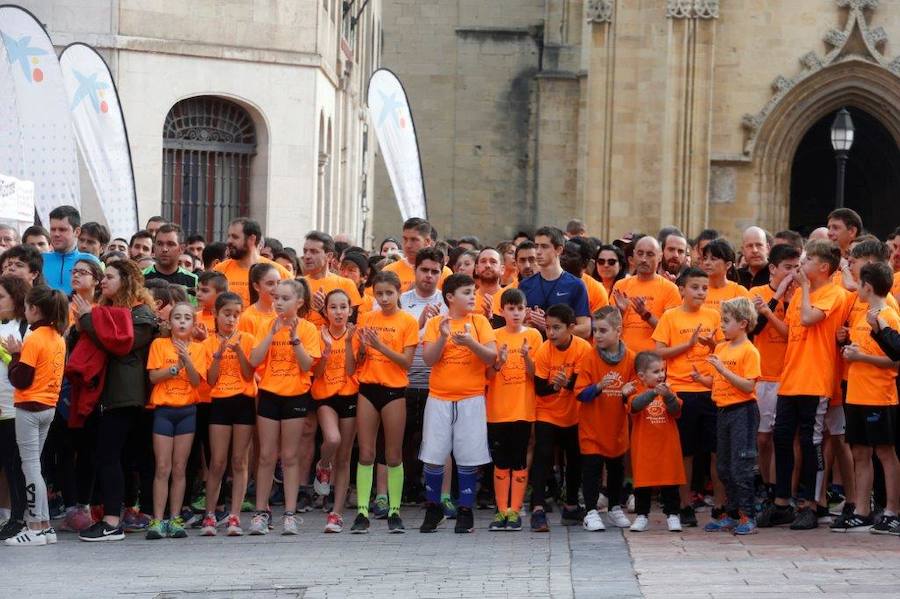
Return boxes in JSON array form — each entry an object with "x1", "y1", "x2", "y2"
[{"x1": 594, "y1": 245, "x2": 627, "y2": 295}]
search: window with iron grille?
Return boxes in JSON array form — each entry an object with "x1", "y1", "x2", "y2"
[{"x1": 161, "y1": 96, "x2": 256, "y2": 241}]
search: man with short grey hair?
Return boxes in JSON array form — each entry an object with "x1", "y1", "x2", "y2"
[{"x1": 738, "y1": 226, "x2": 770, "y2": 288}]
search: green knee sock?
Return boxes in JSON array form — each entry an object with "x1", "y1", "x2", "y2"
[
  {"x1": 387, "y1": 464, "x2": 404, "y2": 515},
  {"x1": 356, "y1": 463, "x2": 373, "y2": 517}
]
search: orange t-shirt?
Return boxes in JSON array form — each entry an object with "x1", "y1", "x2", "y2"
[
  {"x1": 13, "y1": 326, "x2": 65, "y2": 407},
  {"x1": 485, "y1": 327, "x2": 543, "y2": 423},
  {"x1": 704, "y1": 280, "x2": 750, "y2": 311},
  {"x1": 383, "y1": 259, "x2": 453, "y2": 292},
  {"x1": 611, "y1": 275, "x2": 681, "y2": 353},
  {"x1": 533, "y1": 335, "x2": 593, "y2": 427},
  {"x1": 846, "y1": 303, "x2": 900, "y2": 406},
  {"x1": 67, "y1": 301, "x2": 96, "y2": 330},
  {"x1": 357, "y1": 294, "x2": 376, "y2": 316},
  {"x1": 749, "y1": 284, "x2": 788, "y2": 382},
  {"x1": 710, "y1": 339, "x2": 761, "y2": 408},
  {"x1": 839, "y1": 291, "x2": 899, "y2": 381},
  {"x1": 475, "y1": 286, "x2": 505, "y2": 319},
  {"x1": 651, "y1": 306, "x2": 722, "y2": 393},
  {"x1": 574, "y1": 346, "x2": 635, "y2": 457},
  {"x1": 196, "y1": 308, "x2": 216, "y2": 335},
  {"x1": 304, "y1": 273, "x2": 363, "y2": 328},
  {"x1": 214, "y1": 257, "x2": 292, "y2": 307},
  {"x1": 311, "y1": 329, "x2": 360, "y2": 399},
  {"x1": 582, "y1": 273, "x2": 609, "y2": 313},
  {"x1": 423, "y1": 313, "x2": 496, "y2": 401},
  {"x1": 238, "y1": 303, "x2": 277, "y2": 339},
  {"x1": 257, "y1": 319, "x2": 321, "y2": 396},
  {"x1": 891, "y1": 271, "x2": 900, "y2": 303},
  {"x1": 147, "y1": 337, "x2": 208, "y2": 407},
  {"x1": 779, "y1": 283, "x2": 846, "y2": 397},
  {"x1": 356, "y1": 309, "x2": 419, "y2": 388},
  {"x1": 627, "y1": 386, "x2": 686, "y2": 488},
  {"x1": 203, "y1": 332, "x2": 257, "y2": 399}
]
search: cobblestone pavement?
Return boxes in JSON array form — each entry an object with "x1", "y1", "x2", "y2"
[{"x1": 1, "y1": 509, "x2": 896, "y2": 598}]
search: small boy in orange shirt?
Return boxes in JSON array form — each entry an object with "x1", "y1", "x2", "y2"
[
  {"x1": 621, "y1": 351, "x2": 685, "y2": 532},
  {"x1": 195, "y1": 271, "x2": 228, "y2": 334}
]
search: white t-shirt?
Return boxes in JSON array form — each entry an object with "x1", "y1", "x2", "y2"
[
  {"x1": 399, "y1": 288, "x2": 447, "y2": 390},
  {"x1": 0, "y1": 319, "x2": 26, "y2": 420}
]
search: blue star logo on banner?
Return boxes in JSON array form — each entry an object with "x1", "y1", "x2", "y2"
[
  {"x1": 377, "y1": 90, "x2": 403, "y2": 127},
  {"x1": 69, "y1": 69, "x2": 110, "y2": 113},
  {"x1": 1, "y1": 31, "x2": 47, "y2": 82}
]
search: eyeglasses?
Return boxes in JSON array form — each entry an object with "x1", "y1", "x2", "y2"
[
  {"x1": 71, "y1": 268, "x2": 93, "y2": 277},
  {"x1": 597, "y1": 259, "x2": 619, "y2": 266}
]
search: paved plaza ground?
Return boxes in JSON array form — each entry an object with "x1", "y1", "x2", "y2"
[{"x1": 1, "y1": 509, "x2": 898, "y2": 598}]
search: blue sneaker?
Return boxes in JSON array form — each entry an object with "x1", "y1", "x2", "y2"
[
  {"x1": 530, "y1": 509, "x2": 549, "y2": 532},
  {"x1": 441, "y1": 495, "x2": 457, "y2": 520},
  {"x1": 733, "y1": 516, "x2": 758, "y2": 535},
  {"x1": 704, "y1": 514, "x2": 738, "y2": 532},
  {"x1": 371, "y1": 495, "x2": 389, "y2": 520}
]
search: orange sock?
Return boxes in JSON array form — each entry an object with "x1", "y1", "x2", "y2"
[
  {"x1": 493, "y1": 468, "x2": 510, "y2": 513},
  {"x1": 510, "y1": 469, "x2": 529, "y2": 513}
]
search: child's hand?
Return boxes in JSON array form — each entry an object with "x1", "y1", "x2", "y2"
[
  {"x1": 451, "y1": 323, "x2": 474, "y2": 347},
  {"x1": 621, "y1": 381, "x2": 636, "y2": 398},
  {"x1": 226, "y1": 332, "x2": 242, "y2": 352},
  {"x1": 598, "y1": 372, "x2": 618, "y2": 390},
  {"x1": 438, "y1": 317, "x2": 451, "y2": 339},
  {"x1": 688, "y1": 324, "x2": 703, "y2": 346},
  {"x1": 173, "y1": 338, "x2": 190, "y2": 361},
  {"x1": 611, "y1": 290, "x2": 629, "y2": 313},
  {"x1": 774, "y1": 272, "x2": 794, "y2": 300},
  {"x1": 192, "y1": 322, "x2": 208, "y2": 342},
  {"x1": 496, "y1": 343, "x2": 509, "y2": 367},
  {"x1": 689, "y1": 365, "x2": 704, "y2": 382},
  {"x1": 551, "y1": 369, "x2": 568, "y2": 389},
  {"x1": 841, "y1": 343, "x2": 863, "y2": 362},
  {"x1": 866, "y1": 308, "x2": 882, "y2": 331},
  {"x1": 836, "y1": 326, "x2": 849, "y2": 344},
  {"x1": 697, "y1": 334, "x2": 717, "y2": 351},
  {"x1": 752, "y1": 295, "x2": 771, "y2": 317},
  {"x1": 1, "y1": 336, "x2": 22, "y2": 354},
  {"x1": 519, "y1": 339, "x2": 531, "y2": 358},
  {"x1": 345, "y1": 323, "x2": 356, "y2": 344},
  {"x1": 654, "y1": 382, "x2": 674, "y2": 398},
  {"x1": 320, "y1": 325, "x2": 333, "y2": 353},
  {"x1": 794, "y1": 267, "x2": 809, "y2": 288},
  {"x1": 705, "y1": 355, "x2": 724, "y2": 373}
]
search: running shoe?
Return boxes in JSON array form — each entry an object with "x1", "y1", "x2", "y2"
[
  {"x1": 241, "y1": 498, "x2": 255, "y2": 513},
  {"x1": 282, "y1": 512, "x2": 300, "y2": 535},
  {"x1": 489, "y1": 512, "x2": 507, "y2": 531},
  {"x1": 733, "y1": 515, "x2": 758, "y2": 535},
  {"x1": 505, "y1": 510, "x2": 523, "y2": 531},
  {"x1": 870, "y1": 514, "x2": 900, "y2": 536},
  {"x1": 441, "y1": 495, "x2": 457, "y2": 520},
  {"x1": 608, "y1": 506, "x2": 631, "y2": 528},
  {"x1": 704, "y1": 513, "x2": 738, "y2": 532},
  {"x1": 191, "y1": 492, "x2": 207, "y2": 513},
  {"x1": 145, "y1": 519, "x2": 166, "y2": 540},
  {"x1": 530, "y1": 509, "x2": 549, "y2": 532},
  {"x1": 122, "y1": 507, "x2": 149, "y2": 532},
  {"x1": 679, "y1": 505, "x2": 698, "y2": 528},
  {"x1": 583, "y1": 509, "x2": 605, "y2": 532},
  {"x1": 454, "y1": 507, "x2": 474, "y2": 533},
  {"x1": 39, "y1": 527, "x2": 57, "y2": 545},
  {"x1": 214, "y1": 509, "x2": 230, "y2": 528},
  {"x1": 830, "y1": 512, "x2": 873, "y2": 533},
  {"x1": 313, "y1": 462, "x2": 332, "y2": 497},
  {"x1": 626, "y1": 494, "x2": 636, "y2": 513},
  {"x1": 79, "y1": 520, "x2": 125, "y2": 542},
  {"x1": 350, "y1": 513, "x2": 370, "y2": 534},
  {"x1": 630, "y1": 515, "x2": 649, "y2": 532},
  {"x1": 169, "y1": 516, "x2": 188, "y2": 538},
  {"x1": 561, "y1": 505, "x2": 586, "y2": 526},
  {"x1": 226, "y1": 514, "x2": 244, "y2": 536},
  {"x1": 0, "y1": 519, "x2": 25, "y2": 541},
  {"x1": 180, "y1": 508, "x2": 201, "y2": 529},
  {"x1": 297, "y1": 487, "x2": 314, "y2": 513},
  {"x1": 419, "y1": 502, "x2": 445, "y2": 533},
  {"x1": 815, "y1": 504, "x2": 833, "y2": 525},
  {"x1": 789, "y1": 506, "x2": 818, "y2": 530},
  {"x1": 201, "y1": 514, "x2": 217, "y2": 536},
  {"x1": 756, "y1": 502, "x2": 795, "y2": 527},
  {"x1": 269, "y1": 483, "x2": 285, "y2": 507},
  {"x1": 666, "y1": 514, "x2": 683, "y2": 532},
  {"x1": 325, "y1": 512, "x2": 344, "y2": 533},
  {"x1": 4, "y1": 528, "x2": 45, "y2": 547},
  {"x1": 387, "y1": 512, "x2": 406, "y2": 533},
  {"x1": 372, "y1": 495, "x2": 390, "y2": 520},
  {"x1": 249, "y1": 512, "x2": 270, "y2": 535}
]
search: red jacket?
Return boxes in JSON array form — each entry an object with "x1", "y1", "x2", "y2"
[{"x1": 65, "y1": 306, "x2": 134, "y2": 428}]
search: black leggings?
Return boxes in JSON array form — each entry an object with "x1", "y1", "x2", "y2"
[
  {"x1": 531, "y1": 422, "x2": 580, "y2": 508},
  {"x1": 97, "y1": 407, "x2": 142, "y2": 518},
  {"x1": 49, "y1": 411, "x2": 97, "y2": 507},
  {"x1": 488, "y1": 421, "x2": 531, "y2": 470},
  {"x1": 774, "y1": 395, "x2": 825, "y2": 502},
  {"x1": 184, "y1": 403, "x2": 211, "y2": 507},
  {"x1": 402, "y1": 388, "x2": 429, "y2": 497},
  {"x1": 123, "y1": 409, "x2": 155, "y2": 511},
  {"x1": 634, "y1": 485, "x2": 680, "y2": 516},
  {"x1": 0, "y1": 418, "x2": 26, "y2": 521},
  {"x1": 582, "y1": 454, "x2": 625, "y2": 510}
]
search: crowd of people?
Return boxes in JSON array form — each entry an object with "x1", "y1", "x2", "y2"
[{"x1": 0, "y1": 204, "x2": 898, "y2": 547}]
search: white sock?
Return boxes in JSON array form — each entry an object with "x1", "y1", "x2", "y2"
[
  {"x1": 0, "y1": 507, "x2": 11, "y2": 520},
  {"x1": 883, "y1": 510, "x2": 897, "y2": 517}
]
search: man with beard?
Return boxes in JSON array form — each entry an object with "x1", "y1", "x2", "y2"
[
  {"x1": 475, "y1": 247, "x2": 506, "y2": 327},
  {"x1": 302, "y1": 230, "x2": 361, "y2": 328},
  {"x1": 514, "y1": 241, "x2": 538, "y2": 282},
  {"x1": 383, "y1": 218, "x2": 452, "y2": 291},
  {"x1": 213, "y1": 217, "x2": 292, "y2": 306},
  {"x1": 143, "y1": 223, "x2": 198, "y2": 292},
  {"x1": 737, "y1": 226, "x2": 771, "y2": 288},
  {"x1": 660, "y1": 230, "x2": 689, "y2": 281}
]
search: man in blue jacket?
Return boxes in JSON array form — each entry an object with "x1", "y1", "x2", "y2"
[{"x1": 42, "y1": 205, "x2": 100, "y2": 294}]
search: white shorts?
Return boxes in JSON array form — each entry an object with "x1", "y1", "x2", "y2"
[
  {"x1": 418, "y1": 395, "x2": 491, "y2": 467},
  {"x1": 757, "y1": 381, "x2": 779, "y2": 433},
  {"x1": 825, "y1": 404, "x2": 846, "y2": 436}
]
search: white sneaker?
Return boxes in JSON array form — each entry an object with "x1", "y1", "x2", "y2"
[
  {"x1": 667, "y1": 514, "x2": 683, "y2": 532},
  {"x1": 596, "y1": 493, "x2": 609, "y2": 512},
  {"x1": 39, "y1": 527, "x2": 57, "y2": 544},
  {"x1": 626, "y1": 494, "x2": 636, "y2": 513},
  {"x1": 608, "y1": 506, "x2": 631, "y2": 528},
  {"x1": 582, "y1": 509, "x2": 606, "y2": 532},
  {"x1": 4, "y1": 528, "x2": 46, "y2": 546},
  {"x1": 282, "y1": 513, "x2": 301, "y2": 536},
  {"x1": 630, "y1": 515, "x2": 649, "y2": 532}
]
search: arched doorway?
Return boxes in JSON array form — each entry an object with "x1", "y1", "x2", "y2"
[
  {"x1": 789, "y1": 107, "x2": 900, "y2": 238},
  {"x1": 161, "y1": 96, "x2": 257, "y2": 240}
]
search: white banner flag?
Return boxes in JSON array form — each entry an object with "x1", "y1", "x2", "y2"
[
  {"x1": 0, "y1": 35, "x2": 25, "y2": 185},
  {"x1": 367, "y1": 68, "x2": 427, "y2": 221},
  {"x1": 60, "y1": 43, "x2": 138, "y2": 239},
  {"x1": 0, "y1": 5, "x2": 80, "y2": 225}
]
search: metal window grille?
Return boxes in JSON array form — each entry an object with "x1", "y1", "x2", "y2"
[{"x1": 161, "y1": 97, "x2": 256, "y2": 241}]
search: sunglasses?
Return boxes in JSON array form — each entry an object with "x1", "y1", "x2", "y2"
[{"x1": 597, "y1": 259, "x2": 619, "y2": 266}]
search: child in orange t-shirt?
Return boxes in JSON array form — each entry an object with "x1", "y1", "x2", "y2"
[
  {"x1": 3, "y1": 286, "x2": 67, "y2": 547},
  {"x1": 146, "y1": 302, "x2": 207, "y2": 540},
  {"x1": 694, "y1": 298, "x2": 762, "y2": 535},
  {"x1": 574, "y1": 306, "x2": 636, "y2": 532},
  {"x1": 195, "y1": 271, "x2": 228, "y2": 335},
  {"x1": 420, "y1": 273, "x2": 497, "y2": 533},
  {"x1": 622, "y1": 351, "x2": 685, "y2": 532},
  {"x1": 531, "y1": 304, "x2": 593, "y2": 532},
  {"x1": 485, "y1": 288, "x2": 541, "y2": 531},
  {"x1": 238, "y1": 262, "x2": 280, "y2": 339}
]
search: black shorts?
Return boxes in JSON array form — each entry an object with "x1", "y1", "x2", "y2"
[
  {"x1": 315, "y1": 394, "x2": 358, "y2": 419},
  {"x1": 487, "y1": 420, "x2": 532, "y2": 470},
  {"x1": 209, "y1": 394, "x2": 256, "y2": 426},
  {"x1": 358, "y1": 383, "x2": 406, "y2": 411},
  {"x1": 845, "y1": 404, "x2": 897, "y2": 447},
  {"x1": 257, "y1": 390, "x2": 311, "y2": 421},
  {"x1": 675, "y1": 391, "x2": 717, "y2": 456}
]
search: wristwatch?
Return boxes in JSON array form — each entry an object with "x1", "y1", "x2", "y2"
[
  {"x1": 169, "y1": 365, "x2": 180, "y2": 376},
  {"x1": 290, "y1": 337, "x2": 301, "y2": 346}
]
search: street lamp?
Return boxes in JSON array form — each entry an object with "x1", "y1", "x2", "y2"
[{"x1": 830, "y1": 108, "x2": 855, "y2": 208}]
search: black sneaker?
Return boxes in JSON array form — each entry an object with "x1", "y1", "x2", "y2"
[
  {"x1": 454, "y1": 507, "x2": 474, "y2": 533},
  {"x1": 297, "y1": 487, "x2": 313, "y2": 513},
  {"x1": 349, "y1": 513, "x2": 370, "y2": 534},
  {"x1": 0, "y1": 519, "x2": 24, "y2": 541},
  {"x1": 530, "y1": 509, "x2": 549, "y2": 532},
  {"x1": 679, "y1": 505, "x2": 698, "y2": 528},
  {"x1": 757, "y1": 503, "x2": 795, "y2": 528},
  {"x1": 830, "y1": 512, "x2": 873, "y2": 533},
  {"x1": 387, "y1": 512, "x2": 406, "y2": 534},
  {"x1": 561, "y1": 505, "x2": 586, "y2": 526},
  {"x1": 815, "y1": 504, "x2": 833, "y2": 525},
  {"x1": 870, "y1": 514, "x2": 900, "y2": 536},
  {"x1": 420, "y1": 502, "x2": 445, "y2": 533},
  {"x1": 79, "y1": 520, "x2": 125, "y2": 542},
  {"x1": 789, "y1": 506, "x2": 818, "y2": 530}
]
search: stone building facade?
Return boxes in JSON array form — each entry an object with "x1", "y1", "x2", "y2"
[
  {"x1": 374, "y1": 0, "x2": 900, "y2": 245},
  {"x1": 13, "y1": 0, "x2": 381, "y2": 247}
]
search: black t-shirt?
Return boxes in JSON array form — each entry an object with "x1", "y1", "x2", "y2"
[{"x1": 143, "y1": 265, "x2": 198, "y2": 293}]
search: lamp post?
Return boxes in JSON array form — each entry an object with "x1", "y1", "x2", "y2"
[{"x1": 830, "y1": 108, "x2": 855, "y2": 209}]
